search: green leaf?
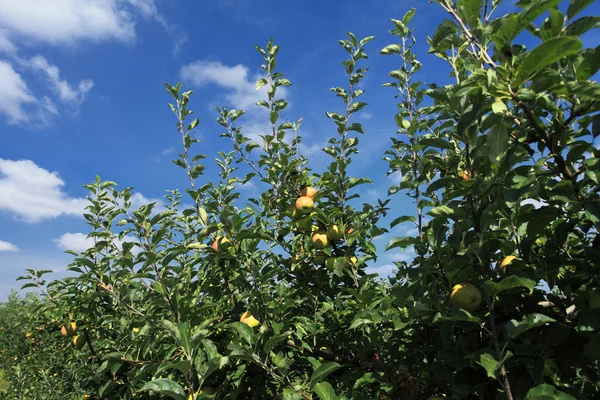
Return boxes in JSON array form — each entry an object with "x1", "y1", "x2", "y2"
[
  {"x1": 487, "y1": 117, "x2": 509, "y2": 162},
  {"x1": 525, "y1": 383, "x2": 576, "y2": 399},
  {"x1": 515, "y1": 37, "x2": 582, "y2": 85},
  {"x1": 380, "y1": 44, "x2": 401, "y2": 55},
  {"x1": 313, "y1": 382, "x2": 340, "y2": 400},
  {"x1": 138, "y1": 379, "x2": 186, "y2": 400},
  {"x1": 576, "y1": 45, "x2": 600, "y2": 80},
  {"x1": 161, "y1": 320, "x2": 181, "y2": 342},
  {"x1": 565, "y1": 16, "x2": 600, "y2": 36},
  {"x1": 386, "y1": 236, "x2": 417, "y2": 251},
  {"x1": 427, "y1": 205, "x2": 454, "y2": 219},
  {"x1": 311, "y1": 362, "x2": 343, "y2": 389},
  {"x1": 484, "y1": 276, "x2": 536, "y2": 296},
  {"x1": 432, "y1": 308, "x2": 481, "y2": 324},
  {"x1": 458, "y1": 0, "x2": 482, "y2": 27},
  {"x1": 567, "y1": 0, "x2": 595, "y2": 19},
  {"x1": 390, "y1": 215, "x2": 416, "y2": 228},
  {"x1": 263, "y1": 335, "x2": 287, "y2": 356},
  {"x1": 465, "y1": 349, "x2": 510, "y2": 379},
  {"x1": 504, "y1": 314, "x2": 556, "y2": 338},
  {"x1": 231, "y1": 322, "x2": 255, "y2": 346}
]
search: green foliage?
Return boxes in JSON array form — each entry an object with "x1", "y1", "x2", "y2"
[{"x1": 8, "y1": 0, "x2": 600, "y2": 399}]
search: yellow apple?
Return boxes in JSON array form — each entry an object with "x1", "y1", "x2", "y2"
[
  {"x1": 313, "y1": 251, "x2": 328, "y2": 266},
  {"x1": 300, "y1": 186, "x2": 317, "y2": 198},
  {"x1": 240, "y1": 311, "x2": 260, "y2": 328},
  {"x1": 590, "y1": 292, "x2": 600, "y2": 309},
  {"x1": 449, "y1": 283, "x2": 482, "y2": 312},
  {"x1": 72, "y1": 335, "x2": 86, "y2": 349},
  {"x1": 459, "y1": 168, "x2": 472, "y2": 181},
  {"x1": 132, "y1": 327, "x2": 140, "y2": 333},
  {"x1": 295, "y1": 196, "x2": 314, "y2": 215},
  {"x1": 498, "y1": 255, "x2": 517, "y2": 274},
  {"x1": 311, "y1": 231, "x2": 329, "y2": 249},
  {"x1": 60, "y1": 322, "x2": 77, "y2": 337},
  {"x1": 535, "y1": 238, "x2": 543, "y2": 246},
  {"x1": 212, "y1": 237, "x2": 231, "y2": 252},
  {"x1": 326, "y1": 225, "x2": 344, "y2": 241}
]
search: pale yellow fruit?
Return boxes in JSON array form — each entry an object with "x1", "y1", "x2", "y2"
[
  {"x1": 60, "y1": 322, "x2": 77, "y2": 337},
  {"x1": 72, "y1": 335, "x2": 86, "y2": 349},
  {"x1": 212, "y1": 237, "x2": 231, "y2": 252},
  {"x1": 295, "y1": 196, "x2": 314, "y2": 215},
  {"x1": 326, "y1": 225, "x2": 344, "y2": 241},
  {"x1": 311, "y1": 231, "x2": 329, "y2": 249},
  {"x1": 498, "y1": 255, "x2": 517, "y2": 274},
  {"x1": 449, "y1": 283, "x2": 482, "y2": 312},
  {"x1": 240, "y1": 311, "x2": 260, "y2": 328},
  {"x1": 300, "y1": 187, "x2": 317, "y2": 198}
]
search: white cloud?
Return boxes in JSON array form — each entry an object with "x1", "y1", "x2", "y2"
[
  {"x1": 56, "y1": 232, "x2": 141, "y2": 254},
  {"x1": 0, "y1": 240, "x2": 18, "y2": 252},
  {"x1": 0, "y1": 0, "x2": 149, "y2": 46},
  {"x1": 55, "y1": 232, "x2": 93, "y2": 252},
  {"x1": 0, "y1": 29, "x2": 16, "y2": 54},
  {"x1": 0, "y1": 158, "x2": 87, "y2": 222},
  {"x1": 0, "y1": 0, "x2": 166, "y2": 125},
  {"x1": 366, "y1": 263, "x2": 397, "y2": 278},
  {"x1": 26, "y1": 55, "x2": 94, "y2": 109},
  {"x1": 181, "y1": 60, "x2": 266, "y2": 110},
  {"x1": 0, "y1": 61, "x2": 37, "y2": 123},
  {"x1": 162, "y1": 146, "x2": 175, "y2": 155}
]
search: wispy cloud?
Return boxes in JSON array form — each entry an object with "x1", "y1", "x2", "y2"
[
  {"x1": 0, "y1": 240, "x2": 19, "y2": 252},
  {"x1": 0, "y1": 158, "x2": 87, "y2": 222}
]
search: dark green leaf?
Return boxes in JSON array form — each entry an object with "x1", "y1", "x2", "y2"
[
  {"x1": 567, "y1": 0, "x2": 595, "y2": 19},
  {"x1": 139, "y1": 379, "x2": 186, "y2": 400},
  {"x1": 515, "y1": 37, "x2": 582, "y2": 85},
  {"x1": 311, "y1": 362, "x2": 343, "y2": 389},
  {"x1": 525, "y1": 383, "x2": 576, "y2": 399},
  {"x1": 504, "y1": 314, "x2": 556, "y2": 338},
  {"x1": 484, "y1": 276, "x2": 536, "y2": 296}
]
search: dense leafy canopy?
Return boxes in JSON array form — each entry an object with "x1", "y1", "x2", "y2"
[{"x1": 2, "y1": 0, "x2": 599, "y2": 399}]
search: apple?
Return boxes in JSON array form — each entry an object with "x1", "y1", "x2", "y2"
[
  {"x1": 590, "y1": 292, "x2": 600, "y2": 309},
  {"x1": 295, "y1": 196, "x2": 314, "y2": 215},
  {"x1": 290, "y1": 208, "x2": 303, "y2": 220},
  {"x1": 449, "y1": 283, "x2": 481, "y2": 312},
  {"x1": 346, "y1": 226, "x2": 355, "y2": 235},
  {"x1": 60, "y1": 322, "x2": 77, "y2": 337},
  {"x1": 240, "y1": 311, "x2": 260, "y2": 328},
  {"x1": 498, "y1": 255, "x2": 517, "y2": 274},
  {"x1": 300, "y1": 186, "x2": 317, "y2": 198},
  {"x1": 212, "y1": 237, "x2": 231, "y2": 252},
  {"x1": 311, "y1": 231, "x2": 330, "y2": 249},
  {"x1": 25, "y1": 332, "x2": 31, "y2": 338},
  {"x1": 325, "y1": 257, "x2": 337, "y2": 271},
  {"x1": 326, "y1": 225, "x2": 344, "y2": 241},
  {"x1": 72, "y1": 334, "x2": 86, "y2": 349},
  {"x1": 459, "y1": 168, "x2": 472, "y2": 181},
  {"x1": 314, "y1": 251, "x2": 328, "y2": 266},
  {"x1": 535, "y1": 238, "x2": 543, "y2": 246}
]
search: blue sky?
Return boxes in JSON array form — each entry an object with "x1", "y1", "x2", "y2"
[{"x1": 0, "y1": 0, "x2": 598, "y2": 300}]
